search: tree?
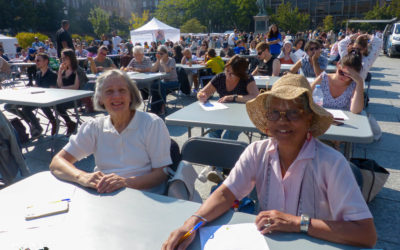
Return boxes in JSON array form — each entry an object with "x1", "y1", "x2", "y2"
[
  {"x1": 180, "y1": 18, "x2": 207, "y2": 33},
  {"x1": 88, "y1": 7, "x2": 110, "y2": 38},
  {"x1": 34, "y1": 0, "x2": 65, "y2": 33},
  {"x1": 270, "y1": 2, "x2": 309, "y2": 34},
  {"x1": 129, "y1": 10, "x2": 150, "y2": 30},
  {"x1": 155, "y1": 0, "x2": 189, "y2": 28},
  {"x1": 323, "y1": 15, "x2": 334, "y2": 32},
  {"x1": 110, "y1": 12, "x2": 130, "y2": 38}
]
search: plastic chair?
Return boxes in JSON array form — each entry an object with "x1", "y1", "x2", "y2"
[{"x1": 181, "y1": 137, "x2": 248, "y2": 170}]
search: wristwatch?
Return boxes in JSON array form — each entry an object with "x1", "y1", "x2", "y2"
[
  {"x1": 300, "y1": 214, "x2": 310, "y2": 233},
  {"x1": 232, "y1": 94, "x2": 238, "y2": 102}
]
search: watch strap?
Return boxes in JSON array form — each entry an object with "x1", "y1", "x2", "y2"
[{"x1": 300, "y1": 214, "x2": 310, "y2": 233}]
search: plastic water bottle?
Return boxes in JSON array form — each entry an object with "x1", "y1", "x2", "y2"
[{"x1": 313, "y1": 85, "x2": 324, "y2": 106}]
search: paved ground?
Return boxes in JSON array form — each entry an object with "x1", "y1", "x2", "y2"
[{"x1": 3, "y1": 54, "x2": 400, "y2": 249}]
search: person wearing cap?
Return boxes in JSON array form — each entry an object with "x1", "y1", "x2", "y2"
[
  {"x1": 32, "y1": 37, "x2": 44, "y2": 50},
  {"x1": 277, "y1": 40, "x2": 296, "y2": 64},
  {"x1": 163, "y1": 74, "x2": 376, "y2": 249},
  {"x1": 252, "y1": 42, "x2": 280, "y2": 77},
  {"x1": 24, "y1": 48, "x2": 37, "y2": 86}
]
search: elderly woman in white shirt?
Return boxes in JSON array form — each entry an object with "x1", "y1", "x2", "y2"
[
  {"x1": 163, "y1": 74, "x2": 376, "y2": 250},
  {"x1": 50, "y1": 69, "x2": 172, "y2": 194}
]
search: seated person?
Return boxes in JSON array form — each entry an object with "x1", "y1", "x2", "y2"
[
  {"x1": 150, "y1": 45, "x2": 179, "y2": 115},
  {"x1": 56, "y1": 49, "x2": 80, "y2": 135},
  {"x1": 75, "y1": 43, "x2": 88, "y2": 58},
  {"x1": 233, "y1": 40, "x2": 246, "y2": 55},
  {"x1": 181, "y1": 48, "x2": 200, "y2": 92},
  {"x1": 277, "y1": 40, "x2": 296, "y2": 64},
  {"x1": 126, "y1": 45, "x2": 152, "y2": 72},
  {"x1": 24, "y1": 48, "x2": 37, "y2": 86},
  {"x1": 119, "y1": 43, "x2": 133, "y2": 68},
  {"x1": 163, "y1": 74, "x2": 376, "y2": 250},
  {"x1": 202, "y1": 48, "x2": 225, "y2": 75},
  {"x1": 292, "y1": 38, "x2": 306, "y2": 62},
  {"x1": 0, "y1": 56, "x2": 11, "y2": 88},
  {"x1": 219, "y1": 43, "x2": 235, "y2": 58},
  {"x1": 196, "y1": 41, "x2": 208, "y2": 59},
  {"x1": 50, "y1": 69, "x2": 171, "y2": 194},
  {"x1": 5, "y1": 53, "x2": 58, "y2": 138},
  {"x1": 47, "y1": 42, "x2": 58, "y2": 57},
  {"x1": 311, "y1": 51, "x2": 364, "y2": 114},
  {"x1": 252, "y1": 42, "x2": 280, "y2": 77},
  {"x1": 172, "y1": 45, "x2": 183, "y2": 64},
  {"x1": 338, "y1": 33, "x2": 382, "y2": 81},
  {"x1": 0, "y1": 48, "x2": 10, "y2": 61},
  {"x1": 197, "y1": 55, "x2": 259, "y2": 140},
  {"x1": 289, "y1": 40, "x2": 328, "y2": 77},
  {"x1": 88, "y1": 45, "x2": 116, "y2": 74}
]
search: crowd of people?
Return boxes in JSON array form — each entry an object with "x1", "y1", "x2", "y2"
[{"x1": 0, "y1": 20, "x2": 385, "y2": 249}]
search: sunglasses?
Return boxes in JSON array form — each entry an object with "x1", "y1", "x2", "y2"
[
  {"x1": 338, "y1": 69, "x2": 351, "y2": 78},
  {"x1": 266, "y1": 109, "x2": 304, "y2": 122},
  {"x1": 157, "y1": 52, "x2": 165, "y2": 55},
  {"x1": 257, "y1": 50, "x2": 264, "y2": 56},
  {"x1": 308, "y1": 47, "x2": 318, "y2": 52}
]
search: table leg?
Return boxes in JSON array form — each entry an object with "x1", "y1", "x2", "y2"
[
  {"x1": 51, "y1": 105, "x2": 60, "y2": 156},
  {"x1": 344, "y1": 142, "x2": 353, "y2": 159},
  {"x1": 188, "y1": 127, "x2": 192, "y2": 138},
  {"x1": 73, "y1": 100, "x2": 80, "y2": 125}
]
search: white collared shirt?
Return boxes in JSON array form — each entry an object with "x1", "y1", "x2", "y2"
[{"x1": 64, "y1": 111, "x2": 172, "y2": 178}]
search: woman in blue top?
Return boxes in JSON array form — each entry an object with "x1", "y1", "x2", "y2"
[
  {"x1": 266, "y1": 24, "x2": 282, "y2": 57},
  {"x1": 310, "y1": 51, "x2": 365, "y2": 114}
]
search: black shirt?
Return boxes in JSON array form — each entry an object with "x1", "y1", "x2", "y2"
[
  {"x1": 256, "y1": 57, "x2": 275, "y2": 76},
  {"x1": 35, "y1": 68, "x2": 57, "y2": 88},
  {"x1": 61, "y1": 71, "x2": 76, "y2": 86},
  {"x1": 210, "y1": 73, "x2": 254, "y2": 98},
  {"x1": 56, "y1": 28, "x2": 73, "y2": 58}
]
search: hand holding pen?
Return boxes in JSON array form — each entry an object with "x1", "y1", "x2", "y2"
[{"x1": 178, "y1": 221, "x2": 204, "y2": 245}]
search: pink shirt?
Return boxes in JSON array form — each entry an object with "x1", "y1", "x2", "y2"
[{"x1": 224, "y1": 138, "x2": 372, "y2": 221}]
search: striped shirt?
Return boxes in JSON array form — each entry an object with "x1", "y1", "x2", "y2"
[
  {"x1": 300, "y1": 54, "x2": 328, "y2": 77},
  {"x1": 127, "y1": 56, "x2": 152, "y2": 70}
]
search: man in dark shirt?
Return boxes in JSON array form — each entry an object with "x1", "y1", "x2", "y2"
[
  {"x1": 56, "y1": 20, "x2": 74, "y2": 58},
  {"x1": 251, "y1": 42, "x2": 280, "y2": 77},
  {"x1": 5, "y1": 53, "x2": 58, "y2": 139},
  {"x1": 0, "y1": 48, "x2": 10, "y2": 61}
]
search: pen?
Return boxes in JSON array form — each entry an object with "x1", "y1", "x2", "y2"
[
  {"x1": 334, "y1": 117, "x2": 344, "y2": 121},
  {"x1": 178, "y1": 221, "x2": 204, "y2": 244},
  {"x1": 30, "y1": 90, "x2": 45, "y2": 94},
  {"x1": 51, "y1": 198, "x2": 71, "y2": 203}
]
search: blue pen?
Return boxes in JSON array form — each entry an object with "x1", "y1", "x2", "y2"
[{"x1": 178, "y1": 221, "x2": 204, "y2": 244}]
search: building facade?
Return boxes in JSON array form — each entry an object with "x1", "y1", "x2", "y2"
[
  {"x1": 63, "y1": 0, "x2": 159, "y2": 19},
  {"x1": 265, "y1": 0, "x2": 383, "y2": 27}
]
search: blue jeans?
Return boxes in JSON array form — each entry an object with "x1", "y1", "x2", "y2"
[
  {"x1": 208, "y1": 129, "x2": 241, "y2": 140},
  {"x1": 151, "y1": 80, "x2": 180, "y2": 112}
]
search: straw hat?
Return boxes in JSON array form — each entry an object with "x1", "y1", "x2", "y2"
[{"x1": 246, "y1": 74, "x2": 333, "y2": 137}]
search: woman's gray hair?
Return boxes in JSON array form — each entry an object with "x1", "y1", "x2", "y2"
[
  {"x1": 158, "y1": 45, "x2": 168, "y2": 54},
  {"x1": 132, "y1": 45, "x2": 144, "y2": 55},
  {"x1": 93, "y1": 69, "x2": 142, "y2": 111}
]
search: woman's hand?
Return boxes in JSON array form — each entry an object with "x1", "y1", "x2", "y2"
[
  {"x1": 218, "y1": 95, "x2": 234, "y2": 103},
  {"x1": 78, "y1": 171, "x2": 105, "y2": 189},
  {"x1": 344, "y1": 67, "x2": 363, "y2": 85},
  {"x1": 255, "y1": 210, "x2": 301, "y2": 234},
  {"x1": 197, "y1": 91, "x2": 208, "y2": 103},
  {"x1": 311, "y1": 50, "x2": 321, "y2": 63},
  {"x1": 96, "y1": 173, "x2": 127, "y2": 193},
  {"x1": 59, "y1": 63, "x2": 67, "y2": 72},
  {"x1": 162, "y1": 218, "x2": 199, "y2": 250},
  {"x1": 156, "y1": 53, "x2": 161, "y2": 61}
]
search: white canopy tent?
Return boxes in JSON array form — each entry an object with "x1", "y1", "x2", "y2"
[
  {"x1": 0, "y1": 34, "x2": 18, "y2": 59},
  {"x1": 130, "y1": 18, "x2": 180, "y2": 45}
]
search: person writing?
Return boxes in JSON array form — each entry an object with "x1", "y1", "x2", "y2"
[
  {"x1": 50, "y1": 69, "x2": 172, "y2": 194},
  {"x1": 163, "y1": 74, "x2": 376, "y2": 249},
  {"x1": 197, "y1": 55, "x2": 259, "y2": 140}
]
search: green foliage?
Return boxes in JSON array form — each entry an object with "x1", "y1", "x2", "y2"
[
  {"x1": 323, "y1": 15, "x2": 334, "y2": 32},
  {"x1": 16, "y1": 32, "x2": 49, "y2": 49},
  {"x1": 180, "y1": 18, "x2": 207, "y2": 33},
  {"x1": 83, "y1": 35, "x2": 95, "y2": 44},
  {"x1": 155, "y1": 0, "x2": 257, "y2": 32},
  {"x1": 110, "y1": 12, "x2": 130, "y2": 39},
  {"x1": 270, "y1": 2, "x2": 309, "y2": 34},
  {"x1": 129, "y1": 10, "x2": 150, "y2": 30},
  {"x1": 359, "y1": 1, "x2": 396, "y2": 31},
  {"x1": 71, "y1": 34, "x2": 82, "y2": 40},
  {"x1": 88, "y1": 7, "x2": 110, "y2": 38}
]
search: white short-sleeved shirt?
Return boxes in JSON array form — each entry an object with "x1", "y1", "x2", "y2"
[
  {"x1": 64, "y1": 111, "x2": 172, "y2": 178},
  {"x1": 224, "y1": 138, "x2": 372, "y2": 221}
]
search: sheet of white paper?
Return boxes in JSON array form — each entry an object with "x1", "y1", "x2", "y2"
[
  {"x1": 326, "y1": 109, "x2": 349, "y2": 120},
  {"x1": 253, "y1": 75, "x2": 271, "y2": 80},
  {"x1": 199, "y1": 223, "x2": 269, "y2": 250},
  {"x1": 199, "y1": 101, "x2": 228, "y2": 111},
  {"x1": 294, "y1": 49, "x2": 306, "y2": 61}
]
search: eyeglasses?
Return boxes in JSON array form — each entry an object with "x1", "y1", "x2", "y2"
[
  {"x1": 157, "y1": 52, "x2": 165, "y2": 55},
  {"x1": 266, "y1": 109, "x2": 305, "y2": 122},
  {"x1": 257, "y1": 50, "x2": 264, "y2": 56},
  {"x1": 308, "y1": 47, "x2": 318, "y2": 52}
]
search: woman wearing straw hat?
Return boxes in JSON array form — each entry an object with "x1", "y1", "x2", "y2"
[{"x1": 163, "y1": 74, "x2": 376, "y2": 249}]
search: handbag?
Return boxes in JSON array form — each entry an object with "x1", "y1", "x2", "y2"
[{"x1": 350, "y1": 158, "x2": 389, "y2": 202}]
